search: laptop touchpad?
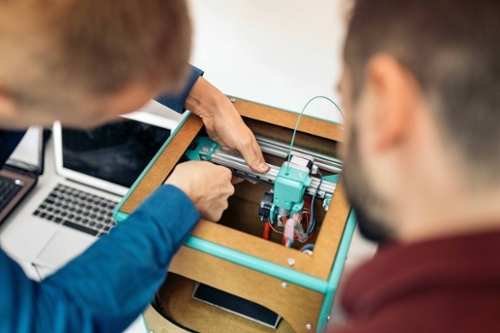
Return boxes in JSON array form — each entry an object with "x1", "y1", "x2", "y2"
[{"x1": 37, "y1": 231, "x2": 92, "y2": 268}]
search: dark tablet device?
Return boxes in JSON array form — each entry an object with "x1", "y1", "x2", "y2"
[{"x1": 192, "y1": 283, "x2": 282, "y2": 329}]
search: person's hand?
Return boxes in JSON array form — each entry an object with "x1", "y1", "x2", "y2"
[
  {"x1": 164, "y1": 161, "x2": 234, "y2": 222},
  {"x1": 185, "y1": 77, "x2": 270, "y2": 174}
]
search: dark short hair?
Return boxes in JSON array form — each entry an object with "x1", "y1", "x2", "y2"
[{"x1": 345, "y1": 0, "x2": 500, "y2": 182}]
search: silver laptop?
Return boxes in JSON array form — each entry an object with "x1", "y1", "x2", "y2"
[{"x1": 0, "y1": 100, "x2": 181, "y2": 269}]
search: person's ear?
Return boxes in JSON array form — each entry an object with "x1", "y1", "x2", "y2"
[{"x1": 365, "y1": 54, "x2": 422, "y2": 153}]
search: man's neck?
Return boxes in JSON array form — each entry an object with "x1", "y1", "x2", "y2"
[{"x1": 396, "y1": 183, "x2": 500, "y2": 244}]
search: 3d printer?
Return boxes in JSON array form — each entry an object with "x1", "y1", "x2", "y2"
[
  {"x1": 185, "y1": 135, "x2": 341, "y2": 251},
  {"x1": 114, "y1": 98, "x2": 355, "y2": 333}
]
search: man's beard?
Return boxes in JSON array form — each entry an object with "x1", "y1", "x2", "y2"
[{"x1": 342, "y1": 126, "x2": 394, "y2": 243}]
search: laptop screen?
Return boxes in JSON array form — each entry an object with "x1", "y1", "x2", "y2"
[{"x1": 61, "y1": 119, "x2": 171, "y2": 188}]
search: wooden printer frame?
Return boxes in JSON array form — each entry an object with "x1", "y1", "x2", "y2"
[{"x1": 114, "y1": 98, "x2": 356, "y2": 333}]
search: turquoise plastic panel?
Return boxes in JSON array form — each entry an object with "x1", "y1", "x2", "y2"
[{"x1": 316, "y1": 210, "x2": 357, "y2": 332}]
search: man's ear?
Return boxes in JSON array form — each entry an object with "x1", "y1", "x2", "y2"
[{"x1": 365, "y1": 54, "x2": 422, "y2": 153}]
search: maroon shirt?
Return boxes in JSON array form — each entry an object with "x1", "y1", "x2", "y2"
[{"x1": 332, "y1": 230, "x2": 500, "y2": 333}]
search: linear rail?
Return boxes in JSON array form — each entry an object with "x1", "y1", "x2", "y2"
[
  {"x1": 199, "y1": 147, "x2": 336, "y2": 199},
  {"x1": 255, "y1": 135, "x2": 343, "y2": 174}
]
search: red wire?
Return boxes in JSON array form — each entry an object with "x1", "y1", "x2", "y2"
[
  {"x1": 263, "y1": 221, "x2": 271, "y2": 240},
  {"x1": 303, "y1": 197, "x2": 315, "y2": 240},
  {"x1": 304, "y1": 197, "x2": 312, "y2": 211},
  {"x1": 268, "y1": 221, "x2": 285, "y2": 235},
  {"x1": 263, "y1": 196, "x2": 315, "y2": 243},
  {"x1": 266, "y1": 214, "x2": 312, "y2": 239}
]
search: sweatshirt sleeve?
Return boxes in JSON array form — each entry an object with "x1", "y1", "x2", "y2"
[
  {"x1": 0, "y1": 185, "x2": 199, "y2": 333},
  {"x1": 155, "y1": 65, "x2": 204, "y2": 113}
]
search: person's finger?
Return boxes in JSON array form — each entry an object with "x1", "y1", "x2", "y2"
[{"x1": 238, "y1": 137, "x2": 270, "y2": 174}]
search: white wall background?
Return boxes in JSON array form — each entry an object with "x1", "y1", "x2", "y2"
[{"x1": 188, "y1": 0, "x2": 347, "y2": 123}]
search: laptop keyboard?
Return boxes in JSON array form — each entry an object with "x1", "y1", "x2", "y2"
[
  {"x1": 0, "y1": 175, "x2": 24, "y2": 211},
  {"x1": 33, "y1": 184, "x2": 118, "y2": 237}
]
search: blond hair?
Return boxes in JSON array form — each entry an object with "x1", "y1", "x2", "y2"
[{"x1": 0, "y1": 0, "x2": 191, "y2": 110}]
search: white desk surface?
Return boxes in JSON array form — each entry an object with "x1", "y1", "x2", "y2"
[{"x1": 0, "y1": 1, "x2": 377, "y2": 331}]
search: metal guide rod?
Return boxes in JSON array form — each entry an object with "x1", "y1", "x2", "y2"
[
  {"x1": 199, "y1": 147, "x2": 336, "y2": 199},
  {"x1": 255, "y1": 135, "x2": 343, "y2": 173}
]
